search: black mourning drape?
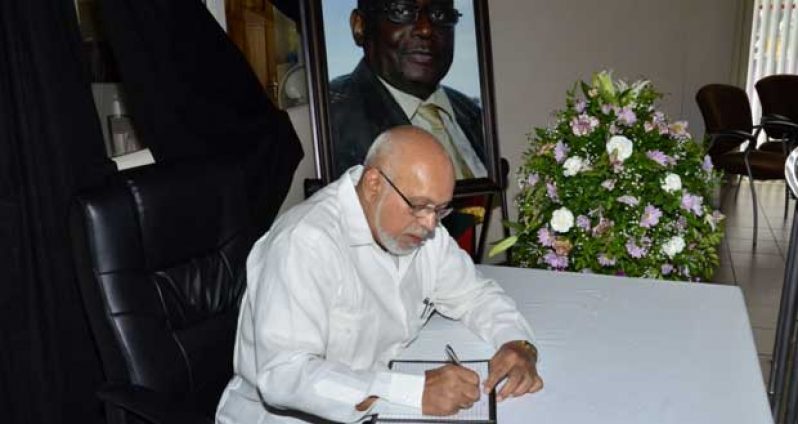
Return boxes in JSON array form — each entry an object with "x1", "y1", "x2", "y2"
[
  {"x1": 0, "y1": 0, "x2": 117, "y2": 423},
  {"x1": 1, "y1": 0, "x2": 302, "y2": 422},
  {"x1": 100, "y1": 0, "x2": 304, "y2": 234}
]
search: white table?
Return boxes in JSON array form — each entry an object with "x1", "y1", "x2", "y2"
[{"x1": 397, "y1": 265, "x2": 773, "y2": 423}]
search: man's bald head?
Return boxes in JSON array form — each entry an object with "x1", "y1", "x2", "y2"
[
  {"x1": 363, "y1": 125, "x2": 455, "y2": 181},
  {"x1": 357, "y1": 126, "x2": 455, "y2": 255}
]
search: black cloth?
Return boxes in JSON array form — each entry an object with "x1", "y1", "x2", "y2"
[
  {"x1": 100, "y1": 0, "x2": 304, "y2": 235},
  {"x1": 0, "y1": 0, "x2": 117, "y2": 422},
  {"x1": 328, "y1": 60, "x2": 485, "y2": 178}
]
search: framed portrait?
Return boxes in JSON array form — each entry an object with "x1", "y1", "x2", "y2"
[{"x1": 300, "y1": 0, "x2": 502, "y2": 196}]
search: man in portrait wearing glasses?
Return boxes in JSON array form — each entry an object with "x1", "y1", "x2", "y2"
[
  {"x1": 328, "y1": 0, "x2": 487, "y2": 180},
  {"x1": 216, "y1": 126, "x2": 541, "y2": 423}
]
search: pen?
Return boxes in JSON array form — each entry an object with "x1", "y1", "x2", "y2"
[{"x1": 445, "y1": 344, "x2": 461, "y2": 366}]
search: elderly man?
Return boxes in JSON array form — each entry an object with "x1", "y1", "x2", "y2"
[
  {"x1": 329, "y1": 0, "x2": 487, "y2": 180},
  {"x1": 216, "y1": 127, "x2": 541, "y2": 423}
]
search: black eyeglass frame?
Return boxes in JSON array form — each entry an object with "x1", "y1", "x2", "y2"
[
  {"x1": 364, "y1": 1, "x2": 463, "y2": 27},
  {"x1": 377, "y1": 169, "x2": 454, "y2": 220}
]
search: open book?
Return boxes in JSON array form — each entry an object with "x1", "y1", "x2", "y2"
[{"x1": 374, "y1": 360, "x2": 496, "y2": 423}]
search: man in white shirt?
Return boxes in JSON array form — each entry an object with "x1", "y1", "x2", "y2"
[
  {"x1": 216, "y1": 126, "x2": 541, "y2": 423},
  {"x1": 328, "y1": 0, "x2": 487, "y2": 180}
]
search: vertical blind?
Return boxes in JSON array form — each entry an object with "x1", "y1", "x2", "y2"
[{"x1": 746, "y1": 0, "x2": 798, "y2": 121}]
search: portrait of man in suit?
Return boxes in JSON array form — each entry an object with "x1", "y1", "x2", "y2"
[{"x1": 325, "y1": 0, "x2": 488, "y2": 180}]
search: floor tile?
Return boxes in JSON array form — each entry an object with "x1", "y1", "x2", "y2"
[
  {"x1": 747, "y1": 303, "x2": 779, "y2": 330},
  {"x1": 753, "y1": 327, "x2": 776, "y2": 356},
  {"x1": 729, "y1": 253, "x2": 785, "y2": 270},
  {"x1": 711, "y1": 266, "x2": 735, "y2": 284}
]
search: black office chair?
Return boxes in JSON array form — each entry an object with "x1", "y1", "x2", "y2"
[
  {"x1": 696, "y1": 84, "x2": 788, "y2": 245},
  {"x1": 756, "y1": 74, "x2": 798, "y2": 220},
  {"x1": 70, "y1": 159, "x2": 258, "y2": 424}
]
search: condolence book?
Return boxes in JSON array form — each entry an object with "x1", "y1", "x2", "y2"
[{"x1": 374, "y1": 359, "x2": 496, "y2": 423}]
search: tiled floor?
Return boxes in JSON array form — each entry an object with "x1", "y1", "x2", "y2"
[{"x1": 710, "y1": 178, "x2": 794, "y2": 386}]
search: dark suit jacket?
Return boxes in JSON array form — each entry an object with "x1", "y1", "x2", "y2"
[{"x1": 328, "y1": 60, "x2": 485, "y2": 178}]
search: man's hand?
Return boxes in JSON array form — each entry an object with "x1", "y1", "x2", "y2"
[
  {"x1": 422, "y1": 364, "x2": 481, "y2": 415},
  {"x1": 483, "y1": 340, "x2": 543, "y2": 401}
]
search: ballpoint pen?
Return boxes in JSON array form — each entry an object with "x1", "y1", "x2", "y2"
[{"x1": 445, "y1": 343, "x2": 461, "y2": 366}]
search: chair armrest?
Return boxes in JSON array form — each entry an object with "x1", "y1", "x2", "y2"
[
  {"x1": 708, "y1": 130, "x2": 758, "y2": 143},
  {"x1": 98, "y1": 384, "x2": 213, "y2": 424},
  {"x1": 761, "y1": 114, "x2": 798, "y2": 132}
]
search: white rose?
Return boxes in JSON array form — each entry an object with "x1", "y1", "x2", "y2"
[
  {"x1": 662, "y1": 236, "x2": 686, "y2": 258},
  {"x1": 562, "y1": 156, "x2": 584, "y2": 177},
  {"x1": 606, "y1": 135, "x2": 633, "y2": 161},
  {"x1": 661, "y1": 173, "x2": 682, "y2": 193},
  {"x1": 550, "y1": 207, "x2": 575, "y2": 233}
]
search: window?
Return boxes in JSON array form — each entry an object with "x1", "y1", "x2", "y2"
[{"x1": 745, "y1": 0, "x2": 798, "y2": 122}]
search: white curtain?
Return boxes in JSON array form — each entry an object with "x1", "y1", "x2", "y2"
[{"x1": 746, "y1": 0, "x2": 798, "y2": 122}]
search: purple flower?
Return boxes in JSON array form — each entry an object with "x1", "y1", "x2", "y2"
[
  {"x1": 669, "y1": 121, "x2": 690, "y2": 140},
  {"x1": 575, "y1": 99, "x2": 586, "y2": 113},
  {"x1": 576, "y1": 215, "x2": 591, "y2": 231},
  {"x1": 661, "y1": 264, "x2": 674, "y2": 275},
  {"x1": 639, "y1": 204, "x2": 663, "y2": 228},
  {"x1": 616, "y1": 106, "x2": 637, "y2": 126},
  {"x1": 597, "y1": 254, "x2": 616, "y2": 267},
  {"x1": 617, "y1": 195, "x2": 640, "y2": 206},
  {"x1": 571, "y1": 113, "x2": 599, "y2": 136},
  {"x1": 625, "y1": 238, "x2": 650, "y2": 258},
  {"x1": 652, "y1": 111, "x2": 666, "y2": 124},
  {"x1": 537, "y1": 227, "x2": 554, "y2": 247},
  {"x1": 680, "y1": 192, "x2": 704, "y2": 216},
  {"x1": 546, "y1": 181, "x2": 560, "y2": 202},
  {"x1": 702, "y1": 155, "x2": 714, "y2": 172},
  {"x1": 601, "y1": 179, "x2": 616, "y2": 190},
  {"x1": 592, "y1": 217, "x2": 614, "y2": 236},
  {"x1": 554, "y1": 141, "x2": 569, "y2": 163},
  {"x1": 542, "y1": 250, "x2": 569, "y2": 269},
  {"x1": 527, "y1": 173, "x2": 540, "y2": 187},
  {"x1": 601, "y1": 104, "x2": 612, "y2": 115},
  {"x1": 646, "y1": 150, "x2": 672, "y2": 166}
]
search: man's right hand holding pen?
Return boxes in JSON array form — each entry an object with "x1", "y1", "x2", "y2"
[
  {"x1": 421, "y1": 341, "x2": 543, "y2": 415},
  {"x1": 421, "y1": 344, "x2": 481, "y2": 415}
]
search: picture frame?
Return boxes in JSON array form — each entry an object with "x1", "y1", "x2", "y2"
[{"x1": 299, "y1": 0, "x2": 503, "y2": 196}]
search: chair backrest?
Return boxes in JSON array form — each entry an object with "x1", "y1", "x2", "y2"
[
  {"x1": 756, "y1": 74, "x2": 798, "y2": 140},
  {"x1": 696, "y1": 84, "x2": 753, "y2": 157},
  {"x1": 70, "y1": 159, "x2": 257, "y2": 416}
]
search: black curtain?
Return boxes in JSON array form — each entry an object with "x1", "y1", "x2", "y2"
[
  {"x1": 100, "y1": 0, "x2": 304, "y2": 234},
  {"x1": 0, "y1": 0, "x2": 117, "y2": 422}
]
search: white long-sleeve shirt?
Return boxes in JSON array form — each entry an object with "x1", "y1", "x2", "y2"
[{"x1": 215, "y1": 166, "x2": 534, "y2": 423}]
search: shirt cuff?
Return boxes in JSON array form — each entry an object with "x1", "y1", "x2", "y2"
[{"x1": 369, "y1": 371, "x2": 425, "y2": 409}]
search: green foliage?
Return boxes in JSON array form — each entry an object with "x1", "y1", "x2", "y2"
[{"x1": 496, "y1": 71, "x2": 725, "y2": 281}]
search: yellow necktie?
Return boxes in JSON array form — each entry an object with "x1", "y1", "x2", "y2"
[{"x1": 416, "y1": 103, "x2": 474, "y2": 179}]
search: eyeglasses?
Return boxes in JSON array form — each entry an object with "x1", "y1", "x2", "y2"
[
  {"x1": 367, "y1": 1, "x2": 462, "y2": 27},
  {"x1": 377, "y1": 169, "x2": 453, "y2": 220}
]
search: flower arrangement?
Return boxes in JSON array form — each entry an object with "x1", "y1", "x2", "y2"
[{"x1": 492, "y1": 71, "x2": 725, "y2": 281}]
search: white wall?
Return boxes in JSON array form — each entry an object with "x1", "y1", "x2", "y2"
[{"x1": 280, "y1": 0, "x2": 745, "y2": 260}]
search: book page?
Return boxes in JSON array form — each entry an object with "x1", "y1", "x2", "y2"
[{"x1": 377, "y1": 360, "x2": 494, "y2": 423}]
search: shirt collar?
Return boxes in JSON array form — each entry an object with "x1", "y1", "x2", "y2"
[
  {"x1": 338, "y1": 165, "x2": 378, "y2": 246},
  {"x1": 377, "y1": 77, "x2": 455, "y2": 122}
]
